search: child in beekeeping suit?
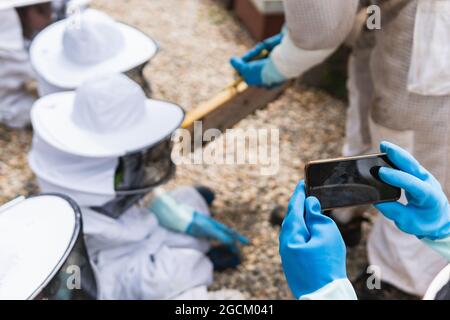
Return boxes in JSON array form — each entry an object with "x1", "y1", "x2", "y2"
[{"x1": 28, "y1": 72, "x2": 249, "y2": 300}]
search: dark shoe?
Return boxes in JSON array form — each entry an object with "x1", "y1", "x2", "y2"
[
  {"x1": 269, "y1": 205, "x2": 285, "y2": 227},
  {"x1": 207, "y1": 245, "x2": 242, "y2": 272},
  {"x1": 352, "y1": 266, "x2": 419, "y2": 300},
  {"x1": 325, "y1": 211, "x2": 368, "y2": 247},
  {"x1": 194, "y1": 186, "x2": 216, "y2": 207}
]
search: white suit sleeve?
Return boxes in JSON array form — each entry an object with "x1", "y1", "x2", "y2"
[
  {"x1": 270, "y1": 0, "x2": 359, "y2": 79},
  {"x1": 421, "y1": 236, "x2": 450, "y2": 262},
  {"x1": 0, "y1": 9, "x2": 25, "y2": 51},
  {"x1": 148, "y1": 188, "x2": 193, "y2": 233},
  {"x1": 299, "y1": 279, "x2": 358, "y2": 300},
  {"x1": 148, "y1": 186, "x2": 211, "y2": 233},
  {"x1": 0, "y1": 9, "x2": 36, "y2": 128}
]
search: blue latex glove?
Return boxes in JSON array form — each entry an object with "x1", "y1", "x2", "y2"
[
  {"x1": 187, "y1": 212, "x2": 250, "y2": 247},
  {"x1": 375, "y1": 141, "x2": 450, "y2": 240},
  {"x1": 149, "y1": 191, "x2": 249, "y2": 247},
  {"x1": 230, "y1": 33, "x2": 286, "y2": 87},
  {"x1": 279, "y1": 181, "x2": 348, "y2": 299}
]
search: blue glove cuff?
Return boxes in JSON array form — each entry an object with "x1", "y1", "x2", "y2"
[
  {"x1": 148, "y1": 192, "x2": 193, "y2": 233},
  {"x1": 421, "y1": 234, "x2": 450, "y2": 262},
  {"x1": 299, "y1": 278, "x2": 357, "y2": 300},
  {"x1": 261, "y1": 57, "x2": 286, "y2": 87}
]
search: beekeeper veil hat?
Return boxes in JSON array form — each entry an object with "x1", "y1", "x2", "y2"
[
  {"x1": 30, "y1": 8, "x2": 158, "y2": 93},
  {"x1": 29, "y1": 73, "x2": 184, "y2": 217}
]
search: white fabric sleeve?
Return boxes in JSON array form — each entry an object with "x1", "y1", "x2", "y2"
[
  {"x1": 269, "y1": 0, "x2": 359, "y2": 79},
  {"x1": 148, "y1": 187, "x2": 193, "y2": 233},
  {"x1": 282, "y1": 0, "x2": 359, "y2": 50},
  {"x1": 270, "y1": 31, "x2": 338, "y2": 79},
  {"x1": 299, "y1": 278, "x2": 358, "y2": 300},
  {"x1": 421, "y1": 235, "x2": 450, "y2": 262},
  {"x1": 0, "y1": 8, "x2": 25, "y2": 51}
]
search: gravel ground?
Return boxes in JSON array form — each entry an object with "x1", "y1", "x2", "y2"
[
  {"x1": 0, "y1": 0, "x2": 377, "y2": 299},
  {"x1": 93, "y1": 0, "x2": 254, "y2": 111},
  {"x1": 0, "y1": 127, "x2": 35, "y2": 204}
]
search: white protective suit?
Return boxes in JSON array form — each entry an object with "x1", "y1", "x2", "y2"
[
  {"x1": 28, "y1": 134, "x2": 215, "y2": 300},
  {"x1": 25, "y1": 73, "x2": 226, "y2": 300},
  {"x1": 0, "y1": 8, "x2": 36, "y2": 128},
  {"x1": 274, "y1": 0, "x2": 450, "y2": 296},
  {"x1": 82, "y1": 190, "x2": 214, "y2": 300},
  {"x1": 299, "y1": 235, "x2": 450, "y2": 300}
]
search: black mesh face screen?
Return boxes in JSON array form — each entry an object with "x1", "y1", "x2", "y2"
[
  {"x1": 91, "y1": 139, "x2": 175, "y2": 219},
  {"x1": 435, "y1": 280, "x2": 450, "y2": 300},
  {"x1": 115, "y1": 139, "x2": 175, "y2": 194},
  {"x1": 91, "y1": 193, "x2": 146, "y2": 219}
]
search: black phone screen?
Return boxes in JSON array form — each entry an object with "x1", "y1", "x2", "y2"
[{"x1": 305, "y1": 154, "x2": 401, "y2": 210}]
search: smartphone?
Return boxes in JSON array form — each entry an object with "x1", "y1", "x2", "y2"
[{"x1": 305, "y1": 153, "x2": 401, "y2": 210}]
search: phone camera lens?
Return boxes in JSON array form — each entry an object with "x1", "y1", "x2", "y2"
[{"x1": 370, "y1": 166, "x2": 382, "y2": 181}]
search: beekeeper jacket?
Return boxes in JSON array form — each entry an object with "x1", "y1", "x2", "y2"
[
  {"x1": 37, "y1": 174, "x2": 215, "y2": 300},
  {"x1": 0, "y1": 8, "x2": 36, "y2": 128},
  {"x1": 276, "y1": 0, "x2": 450, "y2": 296},
  {"x1": 82, "y1": 187, "x2": 214, "y2": 300}
]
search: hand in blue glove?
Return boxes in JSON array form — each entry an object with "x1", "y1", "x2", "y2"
[
  {"x1": 230, "y1": 33, "x2": 286, "y2": 87},
  {"x1": 149, "y1": 190, "x2": 249, "y2": 247},
  {"x1": 187, "y1": 211, "x2": 250, "y2": 247},
  {"x1": 279, "y1": 181, "x2": 348, "y2": 299},
  {"x1": 375, "y1": 141, "x2": 450, "y2": 240}
]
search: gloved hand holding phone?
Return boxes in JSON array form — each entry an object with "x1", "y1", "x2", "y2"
[
  {"x1": 279, "y1": 141, "x2": 450, "y2": 300},
  {"x1": 279, "y1": 181, "x2": 355, "y2": 299},
  {"x1": 230, "y1": 32, "x2": 286, "y2": 88},
  {"x1": 375, "y1": 141, "x2": 450, "y2": 240}
]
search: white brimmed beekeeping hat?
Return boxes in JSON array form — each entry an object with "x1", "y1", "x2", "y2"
[
  {"x1": 30, "y1": 9, "x2": 158, "y2": 91},
  {"x1": 30, "y1": 73, "x2": 184, "y2": 158}
]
